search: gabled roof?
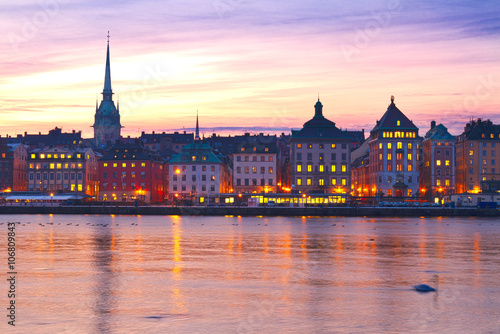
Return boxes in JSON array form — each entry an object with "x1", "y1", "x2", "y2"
[
  {"x1": 292, "y1": 99, "x2": 352, "y2": 140},
  {"x1": 168, "y1": 141, "x2": 223, "y2": 164},
  {"x1": 424, "y1": 123, "x2": 456, "y2": 141},
  {"x1": 99, "y1": 144, "x2": 151, "y2": 161},
  {"x1": 371, "y1": 96, "x2": 417, "y2": 133}
]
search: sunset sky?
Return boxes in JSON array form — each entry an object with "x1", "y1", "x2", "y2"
[{"x1": 0, "y1": 0, "x2": 499, "y2": 138}]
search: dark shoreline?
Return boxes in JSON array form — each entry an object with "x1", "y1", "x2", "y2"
[{"x1": 0, "y1": 205, "x2": 498, "y2": 217}]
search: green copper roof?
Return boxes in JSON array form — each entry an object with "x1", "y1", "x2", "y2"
[{"x1": 168, "y1": 142, "x2": 222, "y2": 164}]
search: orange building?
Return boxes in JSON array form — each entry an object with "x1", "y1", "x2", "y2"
[{"x1": 455, "y1": 119, "x2": 500, "y2": 194}]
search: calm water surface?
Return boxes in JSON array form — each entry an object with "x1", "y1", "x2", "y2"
[{"x1": 1, "y1": 214, "x2": 500, "y2": 334}]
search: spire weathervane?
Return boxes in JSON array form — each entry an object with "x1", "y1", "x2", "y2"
[{"x1": 107, "y1": 31, "x2": 110, "y2": 43}]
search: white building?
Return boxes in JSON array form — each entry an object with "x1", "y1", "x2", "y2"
[{"x1": 233, "y1": 144, "x2": 278, "y2": 193}]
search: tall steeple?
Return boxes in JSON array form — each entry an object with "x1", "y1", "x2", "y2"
[
  {"x1": 103, "y1": 31, "x2": 113, "y2": 101},
  {"x1": 195, "y1": 111, "x2": 200, "y2": 141},
  {"x1": 93, "y1": 31, "x2": 121, "y2": 148}
]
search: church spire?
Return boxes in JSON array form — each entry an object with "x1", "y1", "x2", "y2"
[
  {"x1": 102, "y1": 31, "x2": 113, "y2": 101},
  {"x1": 314, "y1": 97, "x2": 323, "y2": 118},
  {"x1": 195, "y1": 110, "x2": 200, "y2": 141}
]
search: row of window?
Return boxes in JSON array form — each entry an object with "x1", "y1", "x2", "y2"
[
  {"x1": 103, "y1": 162, "x2": 148, "y2": 168},
  {"x1": 381, "y1": 131, "x2": 416, "y2": 138},
  {"x1": 378, "y1": 142, "x2": 416, "y2": 150},
  {"x1": 296, "y1": 177, "x2": 347, "y2": 186},
  {"x1": 297, "y1": 153, "x2": 347, "y2": 161},
  {"x1": 296, "y1": 143, "x2": 347, "y2": 150},
  {"x1": 235, "y1": 179, "x2": 274, "y2": 186},
  {"x1": 235, "y1": 156, "x2": 274, "y2": 162},
  {"x1": 172, "y1": 174, "x2": 216, "y2": 182},
  {"x1": 376, "y1": 164, "x2": 414, "y2": 172},
  {"x1": 235, "y1": 166, "x2": 274, "y2": 174},
  {"x1": 378, "y1": 176, "x2": 417, "y2": 184},
  {"x1": 379, "y1": 153, "x2": 414, "y2": 161},
  {"x1": 28, "y1": 172, "x2": 92, "y2": 181},
  {"x1": 173, "y1": 165, "x2": 216, "y2": 172},
  {"x1": 102, "y1": 182, "x2": 147, "y2": 190},
  {"x1": 103, "y1": 171, "x2": 146, "y2": 179},
  {"x1": 32, "y1": 153, "x2": 87, "y2": 160},
  {"x1": 172, "y1": 185, "x2": 216, "y2": 192},
  {"x1": 29, "y1": 163, "x2": 84, "y2": 170},
  {"x1": 296, "y1": 164, "x2": 347, "y2": 173},
  {"x1": 29, "y1": 184, "x2": 83, "y2": 191}
]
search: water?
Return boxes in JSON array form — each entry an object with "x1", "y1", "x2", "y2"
[{"x1": 1, "y1": 214, "x2": 500, "y2": 334}]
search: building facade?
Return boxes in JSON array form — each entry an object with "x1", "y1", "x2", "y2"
[
  {"x1": 27, "y1": 147, "x2": 98, "y2": 196},
  {"x1": 420, "y1": 121, "x2": 456, "y2": 202},
  {"x1": 98, "y1": 144, "x2": 165, "y2": 204},
  {"x1": 232, "y1": 144, "x2": 278, "y2": 194},
  {"x1": 93, "y1": 35, "x2": 121, "y2": 148},
  {"x1": 455, "y1": 119, "x2": 500, "y2": 194},
  {"x1": 290, "y1": 99, "x2": 352, "y2": 196},
  {"x1": 0, "y1": 142, "x2": 28, "y2": 191},
  {"x1": 367, "y1": 96, "x2": 420, "y2": 197}
]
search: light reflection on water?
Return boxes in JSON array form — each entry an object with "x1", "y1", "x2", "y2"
[{"x1": 1, "y1": 215, "x2": 500, "y2": 333}]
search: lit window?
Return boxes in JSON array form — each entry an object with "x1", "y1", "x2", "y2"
[
  {"x1": 331, "y1": 178, "x2": 337, "y2": 185},
  {"x1": 54, "y1": 154, "x2": 58, "y2": 158},
  {"x1": 407, "y1": 153, "x2": 412, "y2": 160},
  {"x1": 297, "y1": 164, "x2": 302, "y2": 172},
  {"x1": 388, "y1": 143, "x2": 392, "y2": 149},
  {"x1": 297, "y1": 144, "x2": 302, "y2": 149},
  {"x1": 141, "y1": 163, "x2": 146, "y2": 167},
  {"x1": 319, "y1": 179, "x2": 324, "y2": 186},
  {"x1": 113, "y1": 163, "x2": 117, "y2": 167},
  {"x1": 131, "y1": 163, "x2": 136, "y2": 167},
  {"x1": 40, "y1": 154, "x2": 45, "y2": 159},
  {"x1": 319, "y1": 165, "x2": 324, "y2": 172},
  {"x1": 436, "y1": 160, "x2": 441, "y2": 166},
  {"x1": 437, "y1": 180, "x2": 441, "y2": 186},
  {"x1": 331, "y1": 165, "x2": 336, "y2": 172},
  {"x1": 306, "y1": 178, "x2": 312, "y2": 185},
  {"x1": 307, "y1": 165, "x2": 312, "y2": 172},
  {"x1": 341, "y1": 178, "x2": 346, "y2": 185},
  {"x1": 331, "y1": 144, "x2": 336, "y2": 149},
  {"x1": 192, "y1": 156, "x2": 197, "y2": 161},
  {"x1": 469, "y1": 150, "x2": 474, "y2": 156},
  {"x1": 61, "y1": 154, "x2": 65, "y2": 159},
  {"x1": 445, "y1": 160, "x2": 450, "y2": 166},
  {"x1": 379, "y1": 154, "x2": 383, "y2": 161},
  {"x1": 397, "y1": 142, "x2": 403, "y2": 149},
  {"x1": 388, "y1": 154, "x2": 392, "y2": 161},
  {"x1": 445, "y1": 180, "x2": 450, "y2": 186},
  {"x1": 50, "y1": 163, "x2": 55, "y2": 169},
  {"x1": 379, "y1": 143, "x2": 383, "y2": 149},
  {"x1": 77, "y1": 154, "x2": 81, "y2": 159},
  {"x1": 31, "y1": 154, "x2": 35, "y2": 159},
  {"x1": 296, "y1": 178, "x2": 302, "y2": 185},
  {"x1": 408, "y1": 143, "x2": 412, "y2": 150},
  {"x1": 341, "y1": 165, "x2": 347, "y2": 173},
  {"x1": 103, "y1": 163, "x2": 108, "y2": 167},
  {"x1": 397, "y1": 120, "x2": 400, "y2": 126}
]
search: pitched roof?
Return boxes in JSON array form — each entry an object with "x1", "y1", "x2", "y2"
[
  {"x1": 424, "y1": 123, "x2": 456, "y2": 141},
  {"x1": 371, "y1": 96, "x2": 417, "y2": 133},
  {"x1": 292, "y1": 99, "x2": 352, "y2": 140},
  {"x1": 168, "y1": 141, "x2": 223, "y2": 164}
]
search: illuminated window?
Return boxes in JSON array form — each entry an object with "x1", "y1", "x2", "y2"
[
  {"x1": 408, "y1": 165, "x2": 412, "y2": 171},
  {"x1": 268, "y1": 167, "x2": 273, "y2": 174},
  {"x1": 113, "y1": 163, "x2": 117, "y2": 167},
  {"x1": 396, "y1": 120, "x2": 400, "y2": 126},
  {"x1": 388, "y1": 143, "x2": 392, "y2": 149},
  {"x1": 397, "y1": 142, "x2": 402, "y2": 149},
  {"x1": 47, "y1": 154, "x2": 52, "y2": 158},
  {"x1": 141, "y1": 163, "x2": 146, "y2": 167},
  {"x1": 131, "y1": 163, "x2": 136, "y2": 167},
  {"x1": 408, "y1": 153, "x2": 412, "y2": 160},
  {"x1": 307, "y1": 165, "x2": 312, "y2": 172},
  {"x1": 436, "y1": 160, "x2": 441, "y2": 166},
  {"x1": 445, "y1": 160, "x2": 450, "y2": 166},
  {"x1": 297, "y1": 144, "x2": 302, "y2": 149},
  {"x1": 379, "y1": 143, "x2": 383, "y2": 149},
  {"x1": 408, "y1": 143, "x2": 412, "y2": 150},
  {"x1": 332, "y1": 178, "x2": 337, "y2": 185},
  {"x1": 306, "y1": 178, "x2": 312, "y2": 185},
  {"x1": 408, "y1": 189, "x2": 412, "y2": 197},
  {"x1": 445, "y1": 180, "x2": 450, "y2": 186},
  {"x1": 388, "y1": 153, "x2": 392, "y2": 161},
  {"x1": 77, "y1": 154, "x2": 81, "y2": 159},
  {"x1": 437, "y1": 180, "x2": 441, "y2": 186},
  {"x1": 331, "y1": 144, "x2": 336, "y2": 149},
  {"x1": 331, "y1": 165, "x2": 336, "y2": 172},
  {"x1": 252, "y1": 167, "x2": 257, "y2": 174},
  {"x1": 319, "y1": 179, "x2": 324, "y2": 186},
  {"x1": 469, "y1": 150, "x2": 474, "y2": 156},
  {"x1": 341, "y1": 178, "x2": 346, "y2": 185},
  {"x1": 78, "y1": 184, "x2": 83, "y2": 192},
  {"x1": 40, "y1": 154, "x2": 45, "y2": 159},
  {"x1": 57, "y1": 163, "x2": 62, "y2": 169},
  {"x1": 379, "y1": 153, "x2": 383, "y2": 161},
  {"x1": 341, "y1": 165, "x2": 347, "y2": 173},
  {"x1": 192, "y1": 156, "x2": 197, "y2": 161},
  {"x1": 50, "y1": 163, "x2": 55, "y2": 169},
  {"x1": 103, "y1": 163, "x2": 108, "y2": 167},
  {"x1": 319, "y1": 165, "x2": 324, "y2": 172},
  {"x1": 297, "y1": 164, "x2": 302, "y2": 172},
  {"x1": 240, "y1": 147, "x2": 244, "y2": 152}
]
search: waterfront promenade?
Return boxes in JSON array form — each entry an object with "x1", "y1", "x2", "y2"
[{"x1": 0, "y1": 204, "x2": 497, "y2": 217}]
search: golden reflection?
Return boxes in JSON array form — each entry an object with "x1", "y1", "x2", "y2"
[
  {"x1": 277, "y1": 232, "x2": 292, "y2": 284},
  {"x1": 473, "y1": 232, "x2": 482, "y2": 285},
  {"x1": 171, "y1": 287, "x2": 187, "y2": 313},
  {"x1": 172, "y1": 216, "x2": 183, "y2": 278}
]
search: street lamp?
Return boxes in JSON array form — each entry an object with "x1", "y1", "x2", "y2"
[{"x1": 50, "y1": 193, "x2": 54, "y2": 206}]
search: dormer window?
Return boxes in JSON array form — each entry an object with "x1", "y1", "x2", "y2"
[{"x1": 396, "y1": 120, "x2": 401, "y2": 126}]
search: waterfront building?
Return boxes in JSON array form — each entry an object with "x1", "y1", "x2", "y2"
[
  {"x1": 455, "y1": 119, "x2": 500, "y2": 194},
  {"x1": 420, "y1": 121, "x2": 456, "y2": 202},
  {"x1": 367, "y1": 96, "x2": 420, "y2": 197},
  {"x1": 167, "y1": 115, "x2": 230, "y2": 204},
  {"x1": 0, "y1": 142, "x2": 27, "y2": 191},
  {"x1": 2, "y1": 127, "x2": 82, "y2": 150},
  {"x1": 290, "y1": 99, "x2": 352, "y2": 195},
  {"x1": 27, "y1": 147, "x2": 98, "y2": 197},
  {"x1": 140, "y1": 131, "x2": 194, "y2": 155},
  {"x1": 350, "y1": 140, "x2": 370, "y2": 198},
  {"x1": 93, "y1": 33, "x2": 122, "y2": 148},
  {"x1": 98, "y1": 143, "x2": 165, "y2": 204},
  {"x1": 232, "y1": 143, "x2": 278, "y2": 194}
]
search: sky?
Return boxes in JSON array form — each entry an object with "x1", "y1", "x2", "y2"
[{"x1": 0, "y1": 0, "x2": 499, "y2": 139}]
